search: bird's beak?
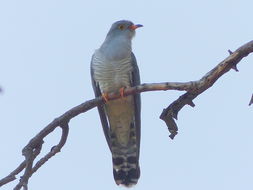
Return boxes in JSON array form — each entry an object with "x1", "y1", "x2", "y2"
[{"x1": 129, "y1": 24, "x2": 143, "y2": 30}]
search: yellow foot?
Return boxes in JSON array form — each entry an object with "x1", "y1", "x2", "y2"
[
  {"x1": 119, "y1": 87, "x2": 125, "y2": 98},
  {"x1": 102, "y1": 93, "x2": 109, "y2": 103}
]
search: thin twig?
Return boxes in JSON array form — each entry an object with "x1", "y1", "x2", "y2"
[
  {"x1": 0, "y1": 161, "x2": 26, "y2": 186},
  {"x1": 32, "y1": 123, "x2": 69, "y2": 174},
  {"x1": 249, "y1": 94, "x2": 253, "y2": 106}
]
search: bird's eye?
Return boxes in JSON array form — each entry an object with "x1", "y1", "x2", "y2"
[{"x1": 118, "y1": 25, "x2": 124, "y2": 30}]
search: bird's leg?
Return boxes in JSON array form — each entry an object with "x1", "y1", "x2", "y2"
[
  {"x1": 102, "y1": 93, "x2": 109, "y2": 103},
  {"x1": 119, "y1": 87, "x2": 125, "y2": 98}
]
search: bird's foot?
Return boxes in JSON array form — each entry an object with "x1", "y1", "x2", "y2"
[
  {"x1": 119, "y1": 87, "x2": 126, "y2": 98},
  {"x1": 102, "y1": 93, "x2": 109, "y2": 103}
]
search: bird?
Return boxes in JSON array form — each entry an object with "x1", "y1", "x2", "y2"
[{"x1": 90, "y1": 20, "x2": 142, "y2": 187}]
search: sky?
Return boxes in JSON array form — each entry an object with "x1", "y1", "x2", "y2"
[{"x1": 0, "y1": 0, "x2": 253, "y2": 189}]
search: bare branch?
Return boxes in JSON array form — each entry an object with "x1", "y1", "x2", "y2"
[
  {"x1": 0, "y1": 161, "x2": 26, "y2": 186},
  {"x1": 160, "y1": 40, "x2": 253, "y2": 139},
  {"x1": 1, "y1": 40, "x2": 253, "y2": 189},
  {"x1": 0, "y1": 99, "x2": 102, "y2": 188},
  {"x1": 32, "y1": 123, "x2": 69, "y2": 174}
]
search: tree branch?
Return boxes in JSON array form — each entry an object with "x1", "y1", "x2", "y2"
[
  {"x1": 1, "y1": 40, "x2": 252, "y2": 189},
  {"x1": 160, "y1": 40, "x2": 253, "y2": 139}
]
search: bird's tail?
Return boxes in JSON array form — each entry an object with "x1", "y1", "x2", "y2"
[{"x1": 112, "y1": 152, "x2": 140, "y2": 187}]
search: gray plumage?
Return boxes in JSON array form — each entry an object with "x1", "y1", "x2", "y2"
[{"x1": 90, "y1": 20, "x2": 142, "y2": 187}]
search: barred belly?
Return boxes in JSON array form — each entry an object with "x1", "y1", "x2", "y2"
[{"x1": 92, "y1": 52, "x2": 133, "y2": 93}]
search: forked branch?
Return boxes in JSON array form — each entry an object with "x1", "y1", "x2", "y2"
[{"x1": 161, "y1": 41, "x2": 253, "y2": 138}]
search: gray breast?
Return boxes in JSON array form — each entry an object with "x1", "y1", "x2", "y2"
[{"x1": 92, "y1": 50, "x2": 133, "y2": 93}]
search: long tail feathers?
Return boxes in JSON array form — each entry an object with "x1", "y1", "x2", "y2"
[{"x1": 112, "y1": 155, "x2": 140, "y2": 187}]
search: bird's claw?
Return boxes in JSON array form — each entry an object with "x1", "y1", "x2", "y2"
[
  {"x1": 119, "y1": 87, "x2": 125, "y2": 98},
  {"x1": 102, "y1": 93, "x2": 109, "y2": 103}
]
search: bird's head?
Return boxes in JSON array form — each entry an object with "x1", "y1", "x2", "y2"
[{"x1": 106, "y1": 20, "x2": 143, "y2": 40}]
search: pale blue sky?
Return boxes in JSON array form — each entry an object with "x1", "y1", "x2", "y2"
[{"x1": 1, "y1": 0, "x2": 253, "y2": 189}]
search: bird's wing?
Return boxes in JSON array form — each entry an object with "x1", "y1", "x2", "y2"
[
  {"x1": 90, "y1": 53, "x2": 141, "y2": 154},
  {"x1": 90, "y1": 55, "x2": 111, "y2": 150},
  {"x1": 130, "y1": 52, "x2": 141, "y2": 159}
]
